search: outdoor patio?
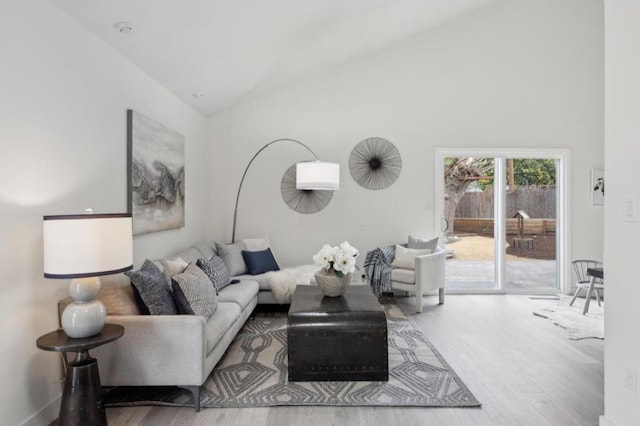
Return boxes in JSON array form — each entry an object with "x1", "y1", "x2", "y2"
[{"x1": 445, "y1": 235, "x2": 558, "y2": 292}]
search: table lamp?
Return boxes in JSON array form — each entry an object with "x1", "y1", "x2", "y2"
[{"x1": 43, "y1": 212, "x2": 133, "y2": 338}]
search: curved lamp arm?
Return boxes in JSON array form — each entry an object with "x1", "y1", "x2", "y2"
[{"x1": 232, "y1": 138, "x2": 320, "y2": 243}]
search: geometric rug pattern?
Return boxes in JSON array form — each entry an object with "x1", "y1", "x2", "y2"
[{"x1": 105, "y1": 302, "x2": 481, "y2": 409}]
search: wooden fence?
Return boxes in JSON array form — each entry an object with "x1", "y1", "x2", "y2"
[
  {"x1": 453, "y1": 218, "x2": 556, "y2": 235},
  {"x1": 456, "y1": 187, "x2": 556, "y2": 219}
]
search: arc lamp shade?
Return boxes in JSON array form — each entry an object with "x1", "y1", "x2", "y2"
[{"x1": 296, "y1": 161, "x2": 340, "y2": 190}]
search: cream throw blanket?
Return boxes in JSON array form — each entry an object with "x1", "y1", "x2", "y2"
[{"x1": 261, "y1": 265, "x2": 319, "y2": 303}]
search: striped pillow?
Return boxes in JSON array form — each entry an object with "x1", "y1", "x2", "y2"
[{"x1": 197, "y1": 256, "x2": 231, "y2": 293}]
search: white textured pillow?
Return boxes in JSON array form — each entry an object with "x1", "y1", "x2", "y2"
[
  {"x1": 392, "y1": 245, "x2": 432, "y2": 270},
  {"x1": 161, "y1": 257, "x2": 188, "y2": 287},
  {"x1": 242, "y1": 236, "x2": 271, "y2": 251}
]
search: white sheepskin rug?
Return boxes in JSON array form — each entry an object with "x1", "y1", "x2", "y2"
[
  {"x1": 532, "y1": 296, "x2": 604, "y2": 340},
  {"x1": 265, "y1": 270, "x2": 298, "y2": 303}
]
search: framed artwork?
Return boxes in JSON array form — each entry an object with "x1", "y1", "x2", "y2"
[
  {"x1": 127, "y1": 110, "x2": 185, "y2": 235},
  {"x1": 591, "y1": 168, "x2": 604, "y2": 206}
]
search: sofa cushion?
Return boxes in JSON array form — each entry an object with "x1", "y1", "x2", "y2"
[
  {"x1": 171, "y1": 263, "x2": 218, "y2": 319},
  {"x1": 196, "y1": 256, "x2": 231, "y2": 293},
  {"x1": 392, "y1": 245, "x2": 432, "y2": 270},
  {"x1": 217, "y1": 280, "x2": 259, "y2": 310},
  {"x1": 97, "y1": 274, "x2": 140, "y2": 315},
  {"x1": 215, "y1": 241, "x2": 248, "y2": 276},
  {"x1": 170, "y1": 247, "x2": 203, "y2": 264},
  {"x1": 242, "y1": 248, "x2": 280, "y2": 275},
  {"x1": 126, "y1": 260, "x2": 178, "y2": 315},
  {"x1": 235, "y1": 264, "x2": 318, "y2": 290},
  {"x1": 160, "y1": 257, "x2": 188, "y2": 287},
  {"x1": 205, "y1": 302, "x2": 241, "y2": 354},
  {"x1": 242, "y1": 236, "x2": 271, "y2": 251},
  {"x1": 407, "y1": 235, "x2": 439, "y2": 251},
  {"x1": 194, "y1": 242, "x2": 216, "y2": 260},
  {"x1": 391, "y1": 268, "x2": 416, "y2": 284}
]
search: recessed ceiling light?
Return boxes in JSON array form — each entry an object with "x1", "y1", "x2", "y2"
[
  {"x1": 114, "y1": 22, "x2": 133, "y2": 34},
  {"x1": 192, "y1": 92, "x2": 205, "y2": 99}
]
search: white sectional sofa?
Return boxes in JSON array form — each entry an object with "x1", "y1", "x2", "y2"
[{"x1": 58, "y1": 240, "x2": 316, "y2": 411}]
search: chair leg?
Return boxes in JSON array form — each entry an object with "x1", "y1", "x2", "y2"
[
  {"x1": 595, "y1": 289, "x2": 601, "y2": 307},
  {"x1": 438, "y1": 288, "x2": 445, "y2": 305},
  {"x1": 569, "y1": 287, "x2": 581, "y2": 306},
  {"x1": 416, "y1": 292, "x2": 423, "y2": 313}
]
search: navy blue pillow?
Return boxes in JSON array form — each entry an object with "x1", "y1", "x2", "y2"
[{"x1": 241, "y1": 248, "x2": 280, "y2": 275}]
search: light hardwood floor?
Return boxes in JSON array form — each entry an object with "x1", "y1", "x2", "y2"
[{"x1": 106, "y1": 295, "x2": 603, "y2": 426}]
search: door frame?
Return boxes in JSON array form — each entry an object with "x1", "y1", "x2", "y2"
[{"x1": 434, "y1": 148, "x2": 570, "y2": 294}]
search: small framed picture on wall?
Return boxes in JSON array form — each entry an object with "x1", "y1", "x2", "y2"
[{"x1": 591, "y1": 168, "x2": 604, "y2": 206}]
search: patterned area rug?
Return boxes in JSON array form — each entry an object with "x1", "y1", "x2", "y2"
[
  {"x1": 104, "y1": 302, "x2": 480, "y2": 409},
  {"x1": 532, "y1": 296, "x2": 604, "y2": 340}
]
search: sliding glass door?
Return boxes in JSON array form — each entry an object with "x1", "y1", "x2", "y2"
[{"x1": 434, "y1": 149, "x2": 568, "y2": 294}]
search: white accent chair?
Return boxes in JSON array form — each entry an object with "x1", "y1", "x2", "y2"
[
  {"x1": 569, "y1": 259, "x2": 603, "y2": 308},
  {"x1": 390, "y1": 247, "x2": 446, "y2": 313}
]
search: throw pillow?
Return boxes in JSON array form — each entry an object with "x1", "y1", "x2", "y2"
[
  {"x1": 242, "y1": 236, "x2": 271, "y2": 251},
  {"x1": 392, "y1": 245, "x2": 433, "y2": 270},
  {"x1": 97, "y1": 278, "x2": 140, "y2": 315},
  {"x1": 171, "y1": 263, "x2": 218, "y2": 319},
  {"x1": 160, "y1": 257, "x2": 188, "y2": 287},
  {"x1": 215, "y1": 241, "x2": 248, "y2": 276},
  {"x1": 407, "y1": 235, "x2": 439, "y2": 251},
  {"x1": 242, "y1": 248, "x2": 280, "y2": 275},
  {"x1": 196, "y1": 256, "x2": 231, "y2": 293},
  {"x1": 126, "y1": 260, "x2": 178, "y2": 315}
]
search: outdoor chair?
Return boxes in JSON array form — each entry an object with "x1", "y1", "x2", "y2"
[{"x1": 569, "y1": 259, "x2": 603, "y2": 307}]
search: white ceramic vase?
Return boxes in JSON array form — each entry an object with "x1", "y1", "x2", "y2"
[{"x1": 315, "y1": 269, "x2": 351, "y2": 297}]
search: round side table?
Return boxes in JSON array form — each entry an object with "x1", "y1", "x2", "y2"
[{"x1": 36, "y1": 324, "x2": 124, "y2": 426}]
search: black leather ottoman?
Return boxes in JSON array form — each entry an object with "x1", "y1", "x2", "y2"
[{"x1": 287, "y1": 285, "x2": 388, "y2": 381}]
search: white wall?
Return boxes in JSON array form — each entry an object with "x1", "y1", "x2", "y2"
[
  {"x1": 603, "y1": 1, "x2": 640, "y2": 424},
  {"x1": 0, "y1": 1, "x2": 210, "y2": 424},
  {"x1": 210, "y1": 0, "x2": 604, "y2": 273}
]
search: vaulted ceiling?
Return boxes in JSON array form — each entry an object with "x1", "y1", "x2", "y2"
[{"x1": 52, "y1": 0, "x2": 496, "y2": 117}]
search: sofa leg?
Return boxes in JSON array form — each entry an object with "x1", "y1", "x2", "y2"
[
  {"x1": 438, "y1": 288, "x2": 445, "y2": 305},
  {"x1": 180, "y1": 385, "x2": 201, "y2": 412},
  {"x1": 416, "y1": 293, "x2": 423, "y2": 313}
]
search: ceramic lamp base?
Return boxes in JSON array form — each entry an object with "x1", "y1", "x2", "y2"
[{"x1": 62, "y1": 277, "x2": 106, "y2": 338}]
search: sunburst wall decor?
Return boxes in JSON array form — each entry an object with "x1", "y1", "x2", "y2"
[{"x1": 349, "y1": 137, "x2": 402, "y2": 190}]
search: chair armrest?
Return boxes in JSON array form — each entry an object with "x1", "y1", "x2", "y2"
[{"x1": 415, "y1": 248, "x2": 446, "y2": 292}]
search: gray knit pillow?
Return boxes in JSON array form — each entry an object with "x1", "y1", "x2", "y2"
[
  {"x1": 407, "y1": 235, "x2": 439, "y2": 251},
  {"x1": 196, "y1": 256, "x2": 231, "y2": 293},
  {"x1": 215, "y1": 241, "x2": 248, "y2": 276},
  {"x1": 171, "y1": 263, "x2": 218, "y2": 319},
  {"x1": 126, "y1": 260, "x2": 177, "y2": 315}
]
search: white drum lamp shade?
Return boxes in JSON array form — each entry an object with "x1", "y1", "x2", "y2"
[
  {"x1": 296, "y1": 161, "x2": 340, "y2": 190},
  {"x1": 43, "y1": 213, "x2": 133, "y2": 338}
]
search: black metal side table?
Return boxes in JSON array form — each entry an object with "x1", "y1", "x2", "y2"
[{"x1": 36, "y1": 324, "x2": 124, "y2": 426}]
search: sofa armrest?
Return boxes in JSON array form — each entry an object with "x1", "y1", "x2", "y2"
[
  {"x1": 415, "y1": 248, "x2": 446, "y2": 293},
  {"x1": 92, "y1": 314, "x2": 208, "y2": 386}
]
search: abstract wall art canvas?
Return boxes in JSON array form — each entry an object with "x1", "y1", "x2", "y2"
[{"x1": 127, "y1": 110, "x2": 185, "y2": 235}]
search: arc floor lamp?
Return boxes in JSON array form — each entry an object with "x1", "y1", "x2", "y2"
[{"x1": 231, "y1": 138, "x2": 340, "y2": 242}]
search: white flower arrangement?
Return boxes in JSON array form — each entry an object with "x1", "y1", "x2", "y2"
[{"x1": 313, "y1": 241, "x2": 359, "y2": 277}]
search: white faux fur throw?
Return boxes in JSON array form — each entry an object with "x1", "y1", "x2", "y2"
[{"x1": 265, "y1": 270, "x2": 298, "y2": 303}]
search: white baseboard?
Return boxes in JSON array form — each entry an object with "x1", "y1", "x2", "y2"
[
  {"x1": 20, "y1": 396, "x2": 59, "y2": 426},
  {"x1": 600, "y1": 415, "x2": 616, "y2": 426}
]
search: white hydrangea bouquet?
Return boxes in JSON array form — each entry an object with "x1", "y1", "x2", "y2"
[{"x1": 313, "y1": 241, "x2": 359, "y2": 277}]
